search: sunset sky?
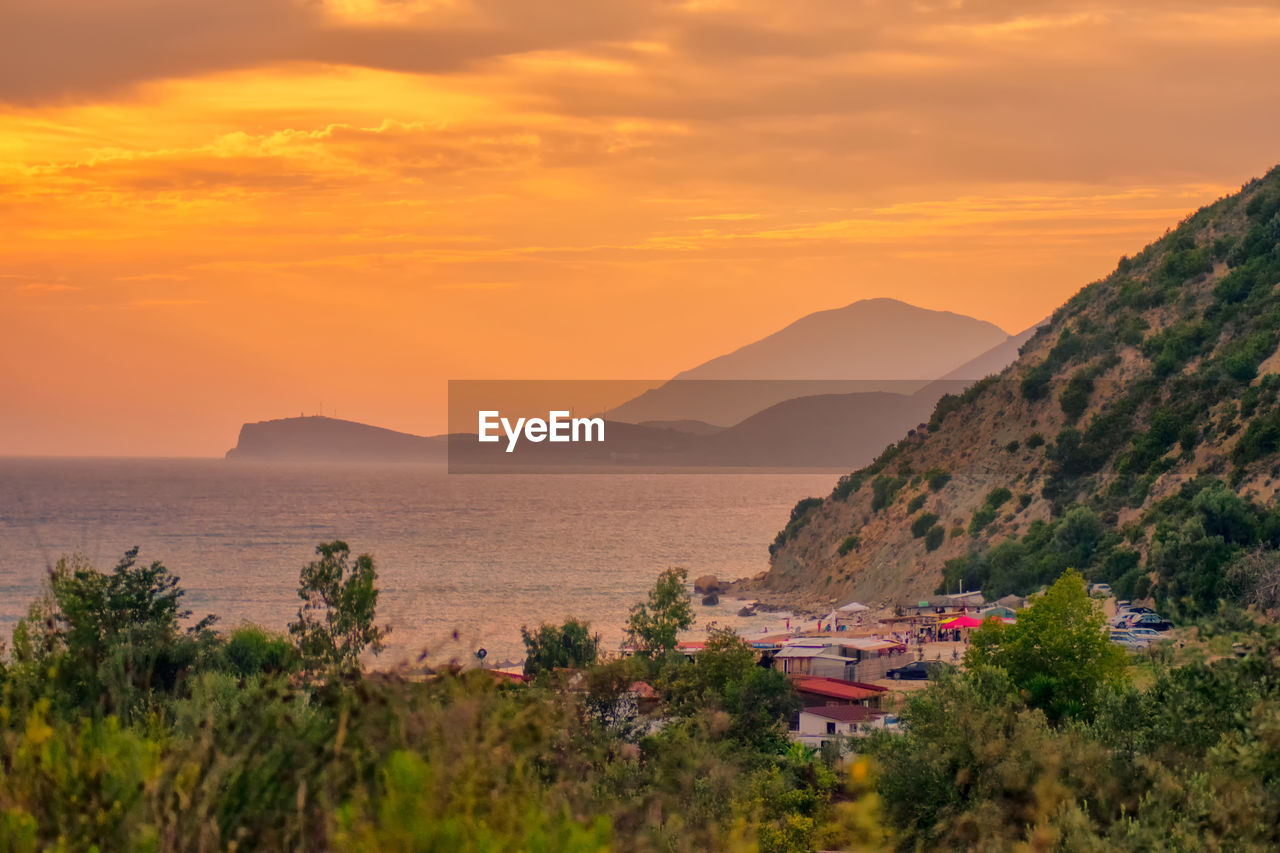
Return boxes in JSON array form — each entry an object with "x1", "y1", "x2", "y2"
[{"x1": 4, "y1": 0, "x2": 1280, "y2": 455}]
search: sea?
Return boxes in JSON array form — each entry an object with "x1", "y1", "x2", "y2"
[{"x1": 0, "y1": 459, "x2": 835, "y2": 666}]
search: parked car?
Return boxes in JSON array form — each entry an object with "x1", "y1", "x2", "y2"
[
  {"x1": 1130, "y1": 614, "x2": 1174, "y2": 631},
  {"x1": 886, "y1": 660, "x2": 952, "y2": 680},
  {"x1": 1109, "y1": 630, "x2": 1150, "y2": 649},
  {"x1": 1121, "y1": 606, "x2": 1157, "y2": 616},
  {"x1": 1089, "y1": 583, "x2": 1113, "y2": 596},
  {"x1": 1128, "y1": 627, "x2": 1161, "y2": 639}
]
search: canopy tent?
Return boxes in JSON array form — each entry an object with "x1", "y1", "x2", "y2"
[
  {"x1": 939, "y1": 615, "x2": 983, "y2": 629},
  {"x1": 838, "y1": 601, "x2": 870, "y2": 612}
]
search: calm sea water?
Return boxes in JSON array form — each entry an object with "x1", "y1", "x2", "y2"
[{"x1": 0, "y1": 459, "x2": 833, "y2": 664}]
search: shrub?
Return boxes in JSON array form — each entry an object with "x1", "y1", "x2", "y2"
[
  {"x1": 1027, "y1": 433, "x2": 1046, "y2": 449},
  {"x1": 906, "y1": 494, "x2": 927, "y2": 514},
  {"x1": 1059, "y1": 372, "x2": 1095, "y2": 422},
  {"x1": 986, "y1": 487, "x2": 1013, "y2": 508},
  {"x1": 838, "y1": 535, "x2": 861, "y2": 556},
  {"x1": 927, "y1": 469, "x2": 951, "y2": 491},
  {"x1": 870, "y1": 476, "x2": 903, "y2": 512},
  {"x1": 1021, "y1": 363, "x2": 1053, "y2": 401},
  {"x1": 969, "y1": 505, "x2": 997, "y2": 537},
  {"x1": 911, "y1": 513, "x2": 939, "y2": 539},
  {"x1": 771, "y1": 496, "x2": 825, "y2": 553},
  {"x1": 925, "y1": 525, "x2": 945, "y2": 552},
  {"x1": 224, "y1": 625, "x2": 295, "y2": 677}
]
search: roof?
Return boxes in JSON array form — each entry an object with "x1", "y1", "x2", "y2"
[
  {"x1": 842, "y1": 637, "x2": 903, "y2": 652},
  {"x1": 486, "y1": 669, "x2": 528, "y2": 683},
  {"x1": 768, "y1": 637, "x2": 829, "y2": 655},
  {"x1": 677, "y1": 641, "x2": 706, "y2": 652},
  {"x1": 791, "y1": 675, "x2": 888, "y2": 701},
  {"x1": 801, "y1": 705, "x2": 885, "y2": 723}
]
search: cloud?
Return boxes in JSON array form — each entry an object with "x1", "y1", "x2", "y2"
[
  {"x1": 16, "y1": 282, "x2": 80, "y2": 292},
  {"x1": 130, "y1": 298, "x2": 208, "y2": 307}
]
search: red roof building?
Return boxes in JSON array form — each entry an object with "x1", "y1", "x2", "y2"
[{"x1": 790, "y1": 675, "x2": 888, "y2": 708}]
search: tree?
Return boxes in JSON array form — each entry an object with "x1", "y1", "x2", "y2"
[
  {"x1": 289, "y1": 541, "x2": 389, "y2": 671},
  {"x1": 966, "y1": 569, "x2": 1127, "y2": 719},
  {"x1": 661, "y1": 629, "x2": 799, "y2": 750},
  {"x1": 625, "y1": 568, "x2": 693, "y2": 658},
  {"x1": 520, "y1": 618, "x2": 600, "y2": 678},
  {"x1": 11, "y1": 549, "x2": 216, "y2": 715}
]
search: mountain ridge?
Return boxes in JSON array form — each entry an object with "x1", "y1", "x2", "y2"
[{"x1": 756, "y1": 164, "x2": 1280, "y2": 619}]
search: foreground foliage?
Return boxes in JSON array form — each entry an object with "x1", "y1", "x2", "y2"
[
  {"x1": 870, "y1": 574, "x2": 1280, "y2": 850},
  {"x1": 0, "y1": 548, "x2": 888, "y2": 852}
]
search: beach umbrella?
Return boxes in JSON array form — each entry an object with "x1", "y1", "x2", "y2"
[
  {"x1": 940, "y1": 615, "x2": 983, "y2": 629},
  {"x1": 838, "y1": 601, "x2": 869, "y2": 612}
]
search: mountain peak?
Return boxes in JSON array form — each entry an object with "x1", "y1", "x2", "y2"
[{"x1": 676, "y1": 298, "x2": 1009, "y2": 381}]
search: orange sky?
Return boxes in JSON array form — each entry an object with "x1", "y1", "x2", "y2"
[{"x1": 4, "y1": 0, "x2": 1280, "y2": 456}]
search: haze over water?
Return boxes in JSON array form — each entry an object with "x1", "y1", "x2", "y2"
[{"x1": 0, "y1": 459, "x2": 833, "y2": 663}]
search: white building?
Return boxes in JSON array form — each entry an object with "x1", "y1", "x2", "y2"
[{"x1": 790, "y1": 705, "x2": 898, "y2": 751}]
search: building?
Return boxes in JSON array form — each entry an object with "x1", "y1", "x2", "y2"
[
  {"x1": 790, "y1": 675, "x2": 888, "y2": 709},
  {"x1": 790, "y1": 705, "x2": 897, "y2": 750},
  {"x1": 772, "y1": 636, "x2": 907, "y2": 682}
]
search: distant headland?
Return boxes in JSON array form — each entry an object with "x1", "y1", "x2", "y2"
[{"x1": 225, "y1": 416, "x2": 449, "y2": 462}]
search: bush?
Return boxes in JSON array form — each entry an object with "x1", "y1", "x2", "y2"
[
  {"x1": 771, "y1": 496, "x2": 825, "y2": 553},
  {"x1": 925, "y1": 525, "x2": 945, "y2": 552},
  {"x1": 968, "y1": 505, "x2": 997, "y2": 537},
  {"x1": 870, "y1": 476, "x2": 903, "y2": 512},
  {"x1": 838, "y1": 535, "x2": 861, "y2": 557},
  {"x1": 223, "y1": 625, "x2": 295, "y2": 677},
  {"x1": 911, "y1": 513, "x2": 940, "y2": 539},
  {"x1": 985, "y1": 487, "x2": 1012, "y2": 508},
  {"x1": 927, "y1": 469, "x2": 951, "y2": 491},
  {"x1": 906, "y1": 493, "x2": 927, "y2": 514},
  {"x1": 1059, "y1": 372, "x2": 1095, "y2": 422}
]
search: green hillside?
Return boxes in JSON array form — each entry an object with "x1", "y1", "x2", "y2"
[{"x1": 765, "y1": 164, "x2": 1280, "y2": 620}]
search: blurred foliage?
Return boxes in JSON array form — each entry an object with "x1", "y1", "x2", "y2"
[
  {"x1": 871, "y1": 624, "x2": 1280, "y2": 850},
  {"x1": 0, "y1": 553, "x2": 887, "y2": 852}
]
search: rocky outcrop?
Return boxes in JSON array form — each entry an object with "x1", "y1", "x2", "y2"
[{"x1": 693, "y1": 574, "x2": 723, "y2": 594}]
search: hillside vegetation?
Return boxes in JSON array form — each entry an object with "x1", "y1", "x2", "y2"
[{"x1": 766, "y1": 164, "x2": 1280, "y2": 620}]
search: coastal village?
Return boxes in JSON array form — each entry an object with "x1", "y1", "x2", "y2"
[
  {"x1": 487, "y1": 580, "x2": 1026, "y2": 750},
  {"x1": 485, "y1": 572, "x2": 1177, "y2": 759},
  {"x1": 690, "y1": 584, "x2": 1006, "y2": 750}
]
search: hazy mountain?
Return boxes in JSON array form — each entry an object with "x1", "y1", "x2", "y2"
[
  {"x1": 227, "y1": 303, "x2": 1030, "y2": 468},
  {"x1": 760, "y1": 164, "x2": 1280, "y2": 617},
  {"x1": 677, "y1": 297, "x2": 1009, "y2": 381},
  {"x1": 608, "y1": 298, "x2": 1009, "y2": 426}
]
